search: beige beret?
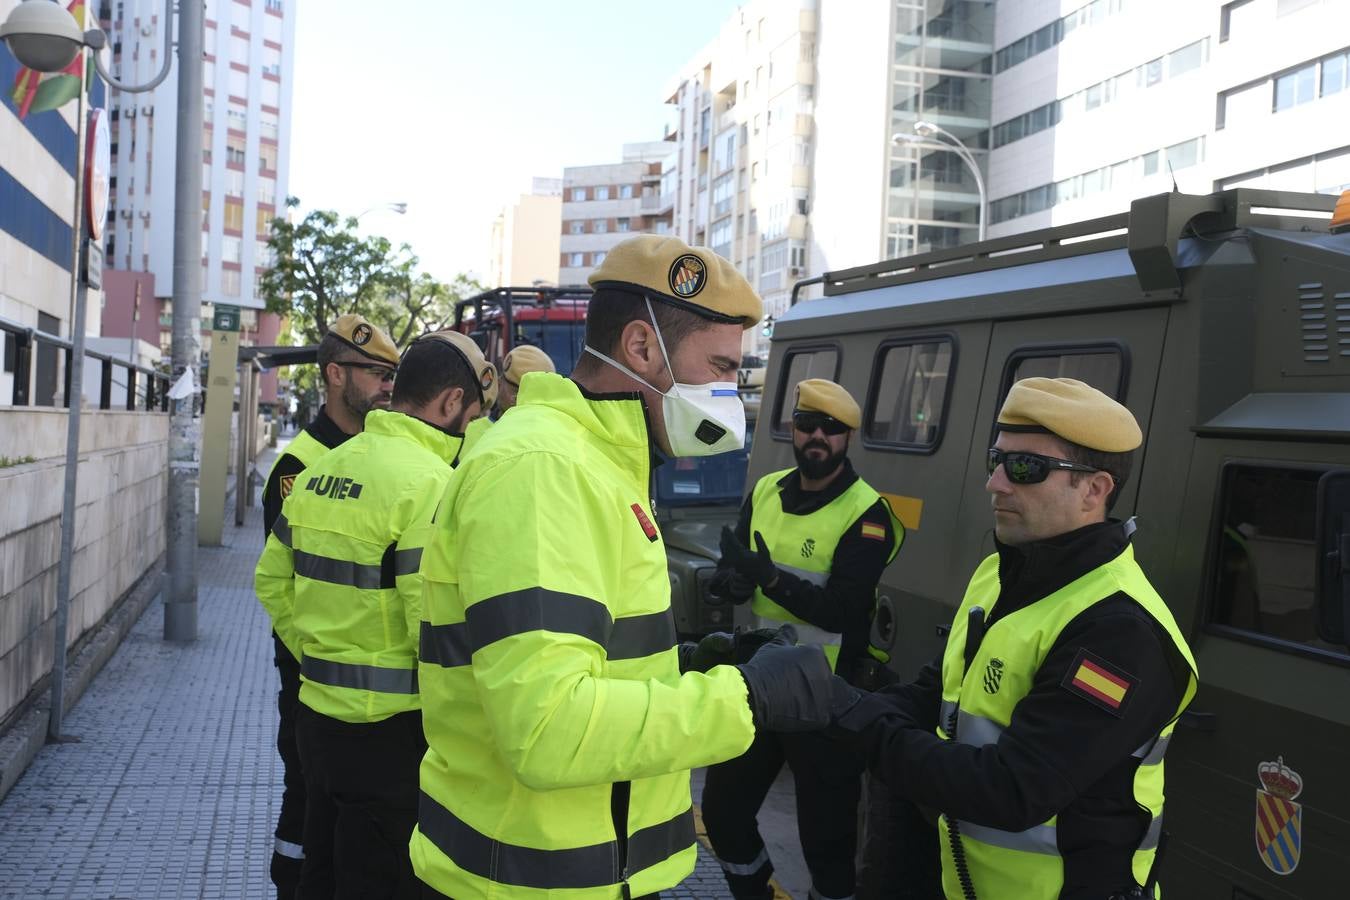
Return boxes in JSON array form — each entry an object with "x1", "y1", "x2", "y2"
[
  {"x1": 502, "y1": 345, "x2": 555, "y2": 385},
  {"x1": 412, "y1": 331, "x2": 497, "y2": 407},
  {"x1": 329, "y1": 314, "x2": 399, "y2": 367},
  {"x1": 794, "y1": 379, "x2": 861, "y2": 430},
  {"x1": 998, "y1": 377, "x2": 1141, "y2": 452},
  {"x1": 588, "y1": 234, "x2": 763, "y2": 329}
]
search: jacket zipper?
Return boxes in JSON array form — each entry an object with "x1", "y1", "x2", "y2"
[
  {"x1": 945, "y1": 605, "x2": 987, "y2": 900},
  {"x1": 611, "y1": 780, "x2": 633, "y2": 898}
]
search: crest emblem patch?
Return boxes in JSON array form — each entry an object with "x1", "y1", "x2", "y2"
[
  {"x1": 279, "y1": 474, "x2": 296, "y2": 499},
  {"x1": 352, "y1": 323, "x2": 372, "y2": 345},
  {"x1": 983, "y1": 658, "x2": 1004, "y2": 694},
  {"x1": 668, "y1": 254, "x2": 707, "y2": 298},
  {"x1": 800, "y1": 538, "x2": 816, "y2": 559},
  {"x1": 1255, "y1": 757, "x2": 1303, "y2": 875}
]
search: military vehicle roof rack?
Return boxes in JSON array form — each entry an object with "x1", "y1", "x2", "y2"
[
  {"x1": 813, "y1": 188, "x2": 1339, "y2": 302},
  {"x1": 450, "y1": 285, "x2": 593, "y2": 332}
]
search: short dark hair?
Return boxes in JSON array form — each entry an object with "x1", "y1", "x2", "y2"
[
  {"x1": 582, "y1": 287, "x2": 720, "y2": 360},
  {"x1": 316, "y1": 332, "x2": 349, "y2": 389},
  {"x1": 391, "y1": 338, "x2": 479, "y2": 409},
  {"x1": 1056, "y1": 437, "x2": 1134, "y2": 513}
]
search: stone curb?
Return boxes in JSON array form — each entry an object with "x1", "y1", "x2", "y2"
[{"x1": 0, "y1": 554, "x2": 165, "y2": 804}]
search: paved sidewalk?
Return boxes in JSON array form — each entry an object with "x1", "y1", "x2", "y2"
[{"x1": 0, "y1": 437, "x2": 763, "y2": 900}]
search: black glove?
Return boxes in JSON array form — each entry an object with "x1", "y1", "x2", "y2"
[
  {"x1": 731, "y1": 626, "x2": 783, "y2": 664},
  {"x1": 707, "y1": 567, "x2": 756, "y2": 605},
  {"x1": 677, "y1": 631, "x2": 737, "y2": 673},
  {"x1": 719, "y1": 527, "x2": 779, "y2": 588},
  {"x1": 735, "y1": 625, "x2": 860, "y2": 732}
]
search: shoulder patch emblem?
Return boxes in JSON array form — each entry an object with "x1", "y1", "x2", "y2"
[
  {"x1": 668, "y1": 254, "x2": 707, "y2": 298},
  {"x1": 860, "y1": 521, "x2": 886, "y2": 541},
  {"x1": 1061, "y1": 648, "x2": 1137, "y2": 717},
  {"x1": 631, "y1": 503, "x2": 659, "y2": 542},
  {"x1": 279, "y1": 474, "x2": 296, "y2": 498}
]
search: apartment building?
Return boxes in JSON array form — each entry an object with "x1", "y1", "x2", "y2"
[
  {"x1": 489, "y1": 177, "x2": 562, "y2": 287},
  {"x1": 560, "y1": 141, "x2": 673, "y2": 286},
  {"x1": 102, "y1": 0, "x2": 296, "y2": 406}
]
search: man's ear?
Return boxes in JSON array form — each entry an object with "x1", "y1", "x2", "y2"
[
  {"x1": 440, "y1": 385, "x2": 465, "y2": 423},
  {"x1": 324, "y1": 362, "x2": 344, "y2": 389},
  {"x1": 1084, "y1": 470, "x2": 1115, "y2": 514},
  {"x1": 618, "y1": 318, "x2": 668, "y2": 387}
]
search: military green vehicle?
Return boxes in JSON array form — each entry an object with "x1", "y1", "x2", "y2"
[{"x1": 749, "y1": 188, "x2": 1349, "y2": 900}]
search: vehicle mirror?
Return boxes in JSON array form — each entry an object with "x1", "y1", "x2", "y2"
[{"x1": 1314, "y1": 470, "x2": 1350, "y2": 646}]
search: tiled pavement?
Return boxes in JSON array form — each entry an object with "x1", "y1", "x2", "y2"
[{"x1": 0, "y1": 438, "x2": 794, "y2": 900}]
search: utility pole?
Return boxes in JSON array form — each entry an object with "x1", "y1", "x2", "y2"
[{"x1": 165, "y1": 0, "x2": 205, "y2": 641}]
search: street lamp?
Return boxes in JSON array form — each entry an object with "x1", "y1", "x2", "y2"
[
  {"x1": 0, "y1": 0, "x2": 204, "y2": 737},
  {"x1": 892, "y1": 120, "x2": 988, "y2": 242}
]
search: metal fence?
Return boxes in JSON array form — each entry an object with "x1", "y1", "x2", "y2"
[{"x1": 0, "y1": 313, "x2": 170, "y2": 412}]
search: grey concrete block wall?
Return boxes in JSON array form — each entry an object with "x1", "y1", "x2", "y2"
[{"x1": 0, "y1": 410, "x2": 168, "y2": 728}]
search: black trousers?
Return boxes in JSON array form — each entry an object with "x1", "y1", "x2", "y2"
[
  {"x1": 419, "y1": 885, "x2": 659, "y2": 899},
  {"x1": 703, "y1": 730, "x2": 864, "y2": 900},
  {"x1": 272, "y1": 634, "x2": 306, "y2": 900},
  {"x1": 855, "y1": 773, "x2": 943, "y2": 900},
  {"x1": 295, "y1": 706, "x2": 427, "y2": 900}
]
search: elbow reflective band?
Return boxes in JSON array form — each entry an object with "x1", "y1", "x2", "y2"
[
  {"x1": 417, "y1": 791, "x2": 693, "y2": 890},
  {"x1": 393, "y1": 548, "x2": 422, "y2": 576},
  {"x1": 294, "y1": 550, "x2": 389, "y2": 590},
  {"x1": 418, "y1": 587, "x2": 677, "y2": 668},
  {"x1": 301, "y1": 656, "x2": 417, "y2": 694},
  {"x1": 272, "y1": 513, "x2": 292, "y2": 548}
]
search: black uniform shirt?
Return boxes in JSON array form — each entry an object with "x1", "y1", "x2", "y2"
[
  {"x1": 834, "y1": 520, "x2": 1192, "y2": 898},
  {"x1": 731, "y1": 458, "x2": 897, "y2": 683},
  {"x1": 261, "y1": 405, "x2": 352, "y2": 538}
]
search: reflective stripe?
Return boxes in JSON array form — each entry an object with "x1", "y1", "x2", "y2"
[
  {"x1": 293, "y1": 550, "x2": 387, "y2": 590},
  {"x1": 940, "y1": 700, "x2": 957, "y2": 728},
  {"x1": 419, "y1": 621, "x2": 472, "y2": 668},
  {"x1": 1133, "y1": 734, "x2": 1170, "y2": 766},
  {"x1": 608, "y1": 610, "x2": 676, "y2": 660},
  {"x1": 273, "y1": 837, "x2": 304, "y2": 860},
  {"x1": 1140, "y1": 814, "x2": 1163, "y2": 851},
  {"x1": 394, "y1": 547, "x2": 423, "y2": 577},
  {"x1": 302, "y1": 656, "x2": 417, "y2": 694},
  {"x1": 717, "y1": 846, "x2": 770, "y2": 876},
  {"x1": 418, "y1": 791, "x2": 694, "y2": 889},
  {"x1": 954, "y1": 817, "x2": 1059, "y2": 856},
  {"x1": 468, "y1": 588, "x2": 610, "y2": 651},
  {"x1": 272, "y1": 513, "x2": 292, "y2": 548},
  {"x1": 955, "y1": 708, "x2": 1004, "y2": 747},
  {"x1": 778, "y1": 562, "x2": 829, "y2": 587}
]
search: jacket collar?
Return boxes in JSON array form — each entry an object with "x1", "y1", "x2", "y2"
[
  {"x1": 363, "y1": 408, "x2": 464, "y2": 464},
  {"x1": 308, "y1": 404, "x2": 353, "y2": 449},
  {"x1": 989, "y1": 520, "x2": 1132, "y2": 624},
  {"x1": 518, "y1": 373, "x2": 654, "y2": 484},
  {"x1": 775, "y1": 456, "x2": 860, "y2": 515}
]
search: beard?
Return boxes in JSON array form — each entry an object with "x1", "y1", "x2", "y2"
[
  {"x1": 794, "y1": 438, "x2": 847, "y2": 481},
  {"x1": 341, "y1": 376, "x2": 388, "y2": 422}
]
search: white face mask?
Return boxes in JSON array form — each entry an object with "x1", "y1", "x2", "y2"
[{"x1": 583, "y1": 297, "x2": 745, "y2": 457}]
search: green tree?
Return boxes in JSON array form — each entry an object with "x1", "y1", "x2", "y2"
[
  {"x1": 369, "y1": 263, "x2": 486, "y2": 346},
  {"x1": 260, "y1": 197, "x2": 399, "y2": 344}
]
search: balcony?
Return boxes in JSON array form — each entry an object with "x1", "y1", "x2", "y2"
[{"x1": 642, "y1": 192, "x2": 674, "y2": 215}]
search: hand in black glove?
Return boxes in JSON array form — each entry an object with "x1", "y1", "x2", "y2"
[
  {"x1": 707, "y1": 567, "x2": 756, "y2": 605},
  {"x1": 735, "y1": 625, "x2": 860, "y2": 732},
  {"x1": 731, "y1": 626, "x2": 784, "y2": 664},
  {"x1": 719, "y1": 527, "x2": 779, "y2": 589},
  {"x1": 677, "y1": 631, "x2": 738, "y2": 674}
]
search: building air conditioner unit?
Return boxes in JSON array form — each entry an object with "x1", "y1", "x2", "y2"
[
  {"x1": 138, "y1": 211, "x2": 151, "y2": 220},
  {"x1": 141, "y1": 105, "x2": 154, "y2": 117},
  {"x1": 788, "y1": 266, "x2": 802, "y2": 276},
  {"x1": 124, "y1": 107, "x2": 136, "y2": 118},
  {"x1": 119, "y1": 210, "x2": 132, "y2": 219}
]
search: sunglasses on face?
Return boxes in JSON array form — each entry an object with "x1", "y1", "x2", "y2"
[
  {"x1": 987, "y1": 448, "x2": 1106, "y2": 485},
  {"x1": 793, "y1": 411, "x2": 850, "y2": 436},
  {"x1": 335, "y1": 361, "x2": 396, "y2": 382}
]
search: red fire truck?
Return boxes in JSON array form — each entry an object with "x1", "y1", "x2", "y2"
[{"x1": 451, "y1": 286, "x2": 591, "y2": 376}]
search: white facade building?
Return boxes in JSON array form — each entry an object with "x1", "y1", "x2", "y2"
[
  {"x1": 560, "y1": 142, "x2": 672, "y2": 286},
  {"x1": 106, "y1": 0, "x2": 296, "y2": 351}
]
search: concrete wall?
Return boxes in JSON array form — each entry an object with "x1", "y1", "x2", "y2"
[{"x1": 0, "y1": 409, "x2": 167, "y2": 728}]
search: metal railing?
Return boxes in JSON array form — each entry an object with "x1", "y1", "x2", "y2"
[{"x1": 0, "y1": 314, "x2": 169, "y2": 412}]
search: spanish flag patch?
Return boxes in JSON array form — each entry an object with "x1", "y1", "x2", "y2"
[
  {"x1": 860, "y1": 521, "x2": 886, "y2": 542},
  {"x1": 1061, "y1": 648, "x2": 1136, "y2": 717}
]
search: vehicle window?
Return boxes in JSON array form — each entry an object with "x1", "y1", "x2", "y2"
[
  {"x1": 772, "y1": 346, "x2": 839, "y2": 436},
  {"x1": 865, "y1": 339, "x2": 953, "y2": 450},
  {"x1": 654, "y1": 428, "x2": 754, "y2": 507},
  {"x1": 1210, "y1": 464, "x2": 1348, "y2": 658},
  {"x1": 1009, "y1": 349, "x2": 1124, "y2": 399}
]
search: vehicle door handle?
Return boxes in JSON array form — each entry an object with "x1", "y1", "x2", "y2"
[{"x1": 1178, "y1": 710, "x2": 1217, "y2": 732}]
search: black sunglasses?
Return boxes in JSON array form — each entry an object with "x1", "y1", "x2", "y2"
[
  {"x1": 987, "y1": 448, "x2": 1106, "y2": 485},
  {"x1": 335, "y1": 361, "x2": 396, "y2": 382},
  {"x1": 793, "y1": 411, "x2": 850, "y2": 436}
]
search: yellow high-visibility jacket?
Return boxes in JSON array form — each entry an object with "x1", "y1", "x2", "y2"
[
  {"x1": 254, "y1": 408, "x2": 462, "y2": 724},
  {"x1": 410, "y1": 373, "x2": 757, "y2": 900}
]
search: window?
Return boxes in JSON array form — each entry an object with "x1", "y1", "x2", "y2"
[
  {"x1": 1168, "y1": 40, "x2": 1205, "y2": 78},
  {"x1": 261, "y1": 79, "x2": 280, "y2": 107},
  {"x1": 595, "y1": 186, "x2": 610, "y2": 201},
  {"x1": 258, "y1": 143, "x2": 278, "y2": 172},
  {"x1": 616, "y1": 218, "x2": 631, "y2": 232},
  {"x1": 226, "y1": 134, "x2": 246, "y2": 167},
  {"x1": 1167, "y1": 137, "x2": 1202, "y2": 170},
  {"x1": 864, "y1": 338, "x2": 954, "y2": 450},
  {"x1": 224, "y1": 200, "x2": 244, "y2": 231},
  {"x1": 257, "y1": 208, "x2": 272, "y2": 232},
  {"x1": 257, "y1": 179, "x2": 276, "y2": 206},
  {"x1": 568, "y1": 252, "x2": 584, "y2": 267},
  {"x1": 1209, "y1": 464, "x2": 1349, "y2": 660},
  {"x1": 571, "y1": 188, "x2": 586, "y2": 202},
  {"x1": 621, "y1": 184, "x2": 635, "y2": 199},
  {"x1": 1005, "y1": 346, "x2": 1125, "y2": 402},
  {"x1": 259, "y1": 110, "x2": 279, "y2": 140},
  {"x1": 1220, "y1": 0, "x2": 1256, "y2": 41},
  {"x1": 593, "y1": 219, "x2": 607, "y2": 234},
  {"x1": 593, "y1": 251, "x2": 606, "y2": 265},
  {"x1": 228, "y1": 67, "x2": 247, "y2": 99},
  {"x1": 221, "y1": 268, "x2": 241, "y2": 296},
  {"x1": 569, "y1": 221, "x2": 584, "y2": 235},
  {"x1": 227, "y1": 102, "x2": 247, "y2": 132},
  {"x1": 226, "y1": 169, "x2": 243, "y2": 197},
  {"x1": 772, "y1": 346, "x2": 840, "y2": 436},
  {"x1": 222, "y1": 235, "x2": 241, "y2": 263},
  {"x1": 1275, "y1": 63, "x2": 1317, "y2": 111},
  {"x1": 1323, "y1": 50, "x2": 1349, "y2": 97}
]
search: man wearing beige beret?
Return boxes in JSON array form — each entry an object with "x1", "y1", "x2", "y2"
[{"x1": 832, "y1": 377, "x2": 1198, "y2": 900}]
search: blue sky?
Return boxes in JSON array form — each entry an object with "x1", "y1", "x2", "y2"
[{"x1": 288, "y1": 0, "x2": 742, "y2": 282}]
